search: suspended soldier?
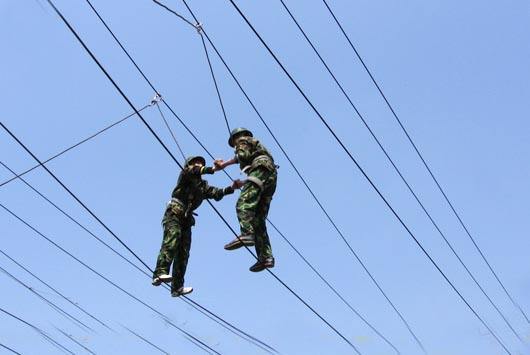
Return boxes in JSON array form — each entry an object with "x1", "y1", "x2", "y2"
[
  {"x1": 152, "y1": 156, "x2": 242, "y2": 297},
  {"x1": 214, "y1": 128, "x2": 277, "y2": 272}
]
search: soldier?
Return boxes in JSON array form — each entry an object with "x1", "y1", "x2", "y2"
[
  {"x1": 214, "y1": 128, "x2": 277, "y2": 272},
  {"x1": 152, "y1": 155, "x2": 242, "y2": 297}
]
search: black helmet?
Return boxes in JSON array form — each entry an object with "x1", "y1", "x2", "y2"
[
  {"x1": 228, "y1": 127, "x2": 253, "y2": 147},
  {"x1": 184, "y1": 155, "x2": 206, "y2": 166}
]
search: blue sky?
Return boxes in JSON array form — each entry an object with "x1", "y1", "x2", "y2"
[{"x1": 1, "y1": 0, "x2": 529, "y2": 354}]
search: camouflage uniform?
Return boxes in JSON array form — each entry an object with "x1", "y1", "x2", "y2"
[
  {"x1": 234, "y1": 136, "x2": 277, "y2": 260},
  {"x1": 154, "y1": 161, "x2": 234, "y2": 292}
]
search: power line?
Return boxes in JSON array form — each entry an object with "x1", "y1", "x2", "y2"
[
  {"x1": 218, "y1": 1, "x2": 513, "y2": 353},
  {"x1": 55, "y1": 327, "x2": 97, "y2": 355},
  {"x1": 0, "y1": 104, "x2": 150, "y2": 189},
  {"x1": 0, "y1": 264, "x2": 94, "y2": 333},
  {"x1": 0, "y1": 306, "x2": 75, "y2": 355},
  {"x1": 0, "y1": 202, "x2": 220, "y2": 355},
  {"x1": 123, "y1": 325, "x2": 170, "y2": 355},
  {"x1": 0, "y1": 342, "x2": 22, "y2": 355},
  {"x1": 319, "y1": 0, "x2": 530, "y2": 325},
  {"x1": 87, "y1": 0, "x2": 408, "y2": 351},
  {"x1": 274, "y1": 0, "x2": 522, "y2": 344},
  {"x1": 164, "y1": 0, "x2": 421, "y2": 351},
  {"x1": 1, "y1": 121, "x2": 153, "y2": 273},
  {"x1": 0, "y1": 248, "x2": 113, "y2": 332},
  {"x1": 153, "y1": 99, "x2": 187, "y2": 160},
  {"x1": 198, "y1": 33, "x2": 231, "y2": 133},
  {"x1": 0, "y1": 160, "x2": 273, "y2": 353},
  {"x1": 151, "y1": 0, "x2": 196, "y2": 29},
  {"x1": 52, "y1": 0, "x2": 359, "y2": 351}
]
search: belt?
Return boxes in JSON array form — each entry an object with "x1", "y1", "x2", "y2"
[{"x1": 167, "y1": 198, "x2": 197, "y2": 217}]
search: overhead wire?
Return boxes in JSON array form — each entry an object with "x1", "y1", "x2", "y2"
[
  {"x1": 85, "y1": 0, "x2": 398, "y2": 351},
  {"x1": 0, "y1": 104, "x2": 150, "y2": 189},
  {"x1": 153, "y1": 97, "x2": 187, "y2": 160},
  {"x1": 45, "y1": 0, "x2": 359, "y2": 351},
  {"x1": 319, "y1": 0, "x2": 530, "y2": 325},
  {"x1": 55, "y1": 327, "x2": 97, "y2": 355},
  {"x1": 122, "y1": 325, "x2": 170, "y2": 355},
  {"x1": 211, "y1": 1, "x2": 513, "y2": 353},
  {"x1": 0, "y1": 202, "x2": 220, "y2": 355},
  {"x1": 0, "y1": 342, "x2": 22, "y2": 355},
  {"x1": 0, "y1": 158, "x2": 276, "y2": 354},
  {"x1": 161, "y1": 0, "x2": 423, "y2": 351},
  {"x1": 0, "y1": 264, "x2": 94, "y2": 333},
  {"x1": 274, "y1": 0, "x2": 522, "y2": 344},
  {"x1": 198, "y1": 32, "x2": 231, "y2": 133},
  {"x1": 0, "y1": 248, "x2": 113, "y2": 332},
  {"x1": 0, "y1": 306, "x2": 75, "y2": 355}
]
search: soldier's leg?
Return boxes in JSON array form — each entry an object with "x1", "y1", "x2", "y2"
[
  {"x1": 236, "y1": 181, "x2": 261, "y2": 237},
  {"x1": 254, "y1": 171, "x2": 277, "y2": 260},
  {"x1": 254, "y1": 195, "x2": 274, "y2": 260},
  {"x1": 153, "y1": 220, "x2": 181, "y2": 279},
  {"x1": 171, "y1": 226, "x2": 192, "y2": 292}
]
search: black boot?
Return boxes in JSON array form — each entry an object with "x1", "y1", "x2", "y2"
[
  {"x1": 224, "y1": 235, "x2": 255, "y2": 250},
  {"x1": 249, "y1": 257, "x2": 275, "y2": 272}
]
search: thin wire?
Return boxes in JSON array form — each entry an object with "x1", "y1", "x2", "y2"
[
  {"x1": 0, "y1": 248, "x2": 113, "y2": 332},
  {"x1": 0, "y1": 104, "x2": 150, "y2": 189},
  {"x1": 267, "y1": 220, "x2": 399, "y2": 353},
  {"x1": 151, "y1": 0, "x2": 196, "y2": 29},
  {"x1": 0, "y1": 264, "x2": 94, "y2": 333},
  {"x1": 0, "y1": 203, "x2": 219, "y2": 355},
  {"x1": 57, "y1": 0, "x2": 361, "y2": 354},
  {"x1": 199, "y1": 33, "x2": 231, "y2": 133},
  {"x1": 1, "y1": 122, "x2": 153, "y2": 273},
  {"x1": 276, "y1": 0, "x2": 522, "y2": 344},
  {"x1": 0, "y1": 307, "x2": 75, "y2": 355},
  {"x1": 221, "y1": 1, "x2": 513, "y2": 353},
  {"x1": 0, "y1": 160, "x2": 275, "y2": 354},
  {"x1": 77, "y1": 1, "x2": 361, "y2": 351},
  {"x1": 319, "y1": 0, "x2": 530, "y2": 325},
  {"x1": 55, "y1": 328, "x2": 97, "y2": 355},
  {"x1": 155, "y1": 101, "x2": 187, "y2": 160},
  {"x1": 122, "y1": 325, "x2": 170, "y2": 355},
  {"x1": 0, "y1": 342, "x2": 22, "y2": 355},
  {"x1": 162, "y1": 0, "x2": 414, "y2": 351}
]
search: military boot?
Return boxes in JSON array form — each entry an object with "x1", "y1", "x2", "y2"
[
  {"x1": 171, "y1": 286, "x2": 193, "y2": 297},
  {"x1": 249, "y1": 257, "x2": 275, "y2": 272},
  {"x1": 152, "y1": 274, "x2": 172, "y2": 286},
  {"x1": 224, "y1": 235, "x2": 255, "y2": 250}
]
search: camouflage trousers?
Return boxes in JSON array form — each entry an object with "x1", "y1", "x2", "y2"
[
  {"x1": 237, "y1": 166, "x2": 277, "y2": 260},
  {"x1": 154, "y1": 212, "x2": 192, "y2": 292}
]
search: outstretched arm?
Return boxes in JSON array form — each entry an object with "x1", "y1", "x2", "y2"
[
  {"x1": 204, "y1": 179, "x2": 244, "y2": 201},
  {"x1": 213, "y1": 157, "x2": 238, "y2": 171}
]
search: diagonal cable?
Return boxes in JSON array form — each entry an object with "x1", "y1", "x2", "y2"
[
  {"x1": 55, "y1": 327, "x2": 97, "y2": 355},
  {"x1": 0, "y1": 159, "x2": 275, "y2": 354},
  {"x1": 123, "y1": 325, "x2": 170, "y2": 355},
  {"x1": 198, "y1": 33, "x2": 231, "y2": 133},
  {"x1": 319, "y1": 0, "x2": 530, "y2": 325},
  {"x1": 216, "y1": 1, "x2": 514, "y2": 353},
  {"x1": 0, "y1": 342, "x2": 22, "y2": 355},
  {"x1": 154, "y1": 100, "x2": 187, "y2": 160},
  {"x1": 0, "y1": 306, "x2": 75, "y2": 355},
  {"x1": 0, "y1": 203, "x2": 220, "y2": 355},
  {"x1": 275, "y1": 0, "x2": 522, "y2": 343},
  {"x1": 0, "y1": 248, "x2": 113, "y2": 332},
  {"x1": 48, "y1": 0, "x2": 360, "y2": 351},
  {"x1": 0, "y1": 264, "x2": 94, "y2": 333},
  {"x1": 0, "y1": 104, "x2": 150, "y2": 189}
]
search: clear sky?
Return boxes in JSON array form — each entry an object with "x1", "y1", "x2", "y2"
[{"x1": 1, "y1": 0, "x2": 529, "y2": 354}]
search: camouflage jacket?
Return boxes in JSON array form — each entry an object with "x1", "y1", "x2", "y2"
[
  {"x1": 234, "y1": 137, "x2": 275, "y2": 173},
  {"x1": 164, "y1": 165, "x2": 233, "y2": 224}
]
